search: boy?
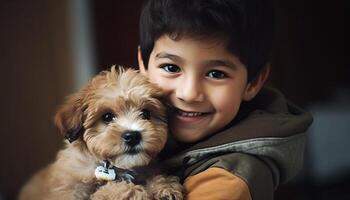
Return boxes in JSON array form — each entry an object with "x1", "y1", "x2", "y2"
[{"x1": 137, "y1": 0, "x2": 313, "y2": 199}]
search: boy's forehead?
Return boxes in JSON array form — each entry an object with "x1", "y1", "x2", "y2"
[{"x1": 154, "y1": 34, "x2": 228, "y2": 50}]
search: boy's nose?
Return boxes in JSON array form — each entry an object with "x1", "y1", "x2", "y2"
[{"x1": 176, "y1": 77, "x2": 204, "y2": 102}]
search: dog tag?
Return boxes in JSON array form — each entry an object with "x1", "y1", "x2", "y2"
[{"x1": 95, "y1": 166, "x2": 116, "y2": 181}]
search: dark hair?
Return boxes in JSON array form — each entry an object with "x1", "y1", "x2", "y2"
[{"x1": 139, "y1": 0, "x2": 274, "y2": 82}]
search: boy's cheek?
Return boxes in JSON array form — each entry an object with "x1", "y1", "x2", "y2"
[{"x1": 146, "y1": 71, "x2": 174, "y2": 94}]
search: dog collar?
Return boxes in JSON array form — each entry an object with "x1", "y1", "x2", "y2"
[{"x1": 95, "y1": 160, "x2": 137, "y2": 183}]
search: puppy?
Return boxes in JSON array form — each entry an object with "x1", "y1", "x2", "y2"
[{"x1": 19, "y1": 66, "x2": 183, "y2": 200}]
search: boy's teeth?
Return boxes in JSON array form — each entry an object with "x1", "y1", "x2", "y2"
[{"x1": 178, "y1": 110, "x2": 203, "y2": 117}]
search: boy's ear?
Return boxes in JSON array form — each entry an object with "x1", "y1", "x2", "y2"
[
  {"x1": 138, "y1": 46, "x2": 147, "y2": 75},
  {"x1": 243, "y1": 65, "x2": 270, "y2": 101}
]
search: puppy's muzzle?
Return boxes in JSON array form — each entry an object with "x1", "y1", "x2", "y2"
[{"x1": 122, "y1": 131, "x2": 142, "y2": 147}]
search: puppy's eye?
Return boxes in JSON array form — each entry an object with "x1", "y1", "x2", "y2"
[
  {"x1": 141, "y1": 109, "x2": 151, "y2": 120},
  {"x1": 101, "y1": 112, "x2": 116, "y2": 124}
]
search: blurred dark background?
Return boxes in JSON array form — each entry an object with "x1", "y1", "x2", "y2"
[{"x1": 0, "y1": 0, "x2": 347, "y2": 199}]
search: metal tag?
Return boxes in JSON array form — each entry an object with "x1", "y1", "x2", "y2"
[{"x1": 95, "y1": 165, "x2": 116, "y2": 181}]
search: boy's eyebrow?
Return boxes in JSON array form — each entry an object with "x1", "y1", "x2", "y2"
[
  {"x1": 155, "y1": 52, "x2": 183, "y2": 62},
  {"x1": 155, "y1": 52, "x2": 237, "y2": 70},
  {"x1": 204, "y1": 60, "x2": 238, "y2": 70}
]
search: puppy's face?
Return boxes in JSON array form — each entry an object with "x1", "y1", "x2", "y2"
[{"x1": 55, "y1": 67, "x2": 167, "y2": 168}]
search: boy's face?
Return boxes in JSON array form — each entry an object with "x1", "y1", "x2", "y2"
[{"x1": 139, "y1": 35, "x2": 263, "y2": 142}]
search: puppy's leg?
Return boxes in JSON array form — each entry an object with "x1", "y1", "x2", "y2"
[
  {"x1": 91, "y1": 181, "x2": 151, "y2": 200},
  {"x1": 19, "y1": 168, "x2": 93, "y2": 200},
  {"x1": 43, "y1": 182, "x2": 94, "y2": 200},
  {"x1": 45, "y1": 190, "x2": 90, "y2": 200},
  {"x1": 147, "y1": 175, "x2": 184, "y2": 200}
]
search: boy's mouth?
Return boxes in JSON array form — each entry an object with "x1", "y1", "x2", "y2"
[
  {"x1": 176, "y1": 109, "x2": 205, "y2": 117},
  {"x1": 170, "y1": 106, "x2": 210, "y2": 123}
]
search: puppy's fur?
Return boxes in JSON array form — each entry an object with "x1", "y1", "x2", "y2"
[{"x1": 19, "y1": 66, "x2": 183, "y2": 200}]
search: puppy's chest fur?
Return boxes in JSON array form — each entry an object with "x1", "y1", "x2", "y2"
[{"x1": 58, "y1": 145, "x2": 161, "y2": 191}]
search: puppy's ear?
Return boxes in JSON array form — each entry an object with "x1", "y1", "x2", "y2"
[{"x1": 54, "y1": 91, "x2": 86, "y2": 143}]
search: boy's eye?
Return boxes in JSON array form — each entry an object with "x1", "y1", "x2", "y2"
[
  {"x1": 162, "y1": 64, "x2": 181, "y2": 73},
  {"x1": 207, "y1": 70, "x2": 227, "y2": 79}
]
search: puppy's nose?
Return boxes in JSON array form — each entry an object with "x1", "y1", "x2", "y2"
[{"x1": 122, "y1": 131, "x2": 142, "y2": 146}]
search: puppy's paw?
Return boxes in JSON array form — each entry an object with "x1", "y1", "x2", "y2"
[
  {"x1": 159, "y1": 194, "x2": 180, "y2": 200},
  {"x1": 91, "y1": 181, "x2": 151, "y2": 200},
  {"x1": 159, "y1": 194, "x2": 176, "y2": 200},
  {"x1": 154, "y1": 189, "x2": 183, "y2": 200},
  {"x1": 148, "y1": 175, "x2": 184, "y2": 200}
]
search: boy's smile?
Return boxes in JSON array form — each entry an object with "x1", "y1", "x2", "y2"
[
  {"x1": 170, "y1": 106, "x2": 210, "y2": 123},
  {"x1": 139, "y1": 35, "x2": 260, "y2": 142}
]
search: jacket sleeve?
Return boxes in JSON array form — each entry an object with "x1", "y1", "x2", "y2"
[
  {"x1": 183, "y1": 153, "x2": 275, "y2": 200},
  {"x1": 184, "y1": 167, "x2": 252, "y2": 200}
]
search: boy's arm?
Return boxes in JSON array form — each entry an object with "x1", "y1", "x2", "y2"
[
  {"x1": 184, "y1": 167, "x2": 252, "y2": 200},
  {"x1": 182, "y1": 129, "x2": 308, "y2": 200},
  {"x1": 183, "y1": 153, "x2": 275, "y2": 200}
]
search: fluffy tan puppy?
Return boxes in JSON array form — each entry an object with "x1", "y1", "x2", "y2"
[{"x1": 19, "y1": 66, "x2": 183, "y2": 200}]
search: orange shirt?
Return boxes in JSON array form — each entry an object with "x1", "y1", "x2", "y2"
[{"x1": 184, "y1": 167, "x2": 252, "y2": 200}]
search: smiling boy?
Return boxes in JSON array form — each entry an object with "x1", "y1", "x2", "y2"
[{"x1": 137, "y1": 0, "x2": 313, "y2": 199}]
